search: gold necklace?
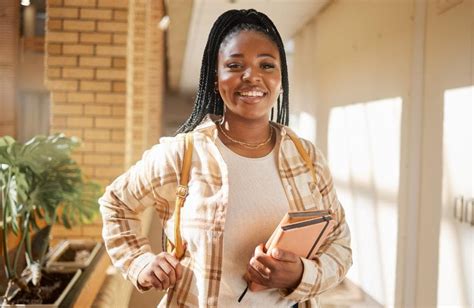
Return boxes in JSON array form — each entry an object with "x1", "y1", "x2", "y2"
[{"x1": 218, "y1": 123, "x2": 274, "y2": 150}]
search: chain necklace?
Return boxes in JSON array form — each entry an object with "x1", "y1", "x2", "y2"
[{"x1": 218, "y1": 123, "x2": 274, "y2": 150}]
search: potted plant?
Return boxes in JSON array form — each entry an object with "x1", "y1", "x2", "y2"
[
  {"x1": 45, "y1": 238, "x2": 101, "y2": 271},
  {"x1": 0, "y1": 134, "x2": 101, "y2": 306}
]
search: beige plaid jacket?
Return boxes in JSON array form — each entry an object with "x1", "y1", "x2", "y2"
[{"x1": 99, "y1": 116, "x2": 352, "y2": 307}]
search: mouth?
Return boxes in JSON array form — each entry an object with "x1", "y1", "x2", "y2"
[
  {"x1": 237, "y1": 90, "x2": 266, "y2": 97},
  {"x1": 235, "y1": 88, "x2": 268, "y2": 103}
]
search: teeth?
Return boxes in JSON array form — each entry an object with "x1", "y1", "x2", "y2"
[{"x1": 239, "y1": 91, "x2": 264, "y2": 97}]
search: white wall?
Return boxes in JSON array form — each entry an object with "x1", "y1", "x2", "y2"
[
  {"x1": 420, "y1": 1, "x2": 473, "y2": 307},
  {"x1": 291, "y1": 1, "x2": 413, "y2": 305}
]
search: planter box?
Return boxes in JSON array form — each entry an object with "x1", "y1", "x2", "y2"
[
  {"x1": 46, "y1": 240, "x2": 101, "y2": 271},
  {"x1": 2, "y1": 243, "x2": 107, "y2": 308},
  {"x1": 3, "y1": 270, "x2": 82, "y2": 308}
]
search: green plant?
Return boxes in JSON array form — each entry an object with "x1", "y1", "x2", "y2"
[{"x1": 0, "y1": 134, "x2": 101, "y2": 303}]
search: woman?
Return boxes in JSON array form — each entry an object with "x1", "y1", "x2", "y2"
[{"x1": 99, "y1": 9, "x2": 352, "y2": 307}]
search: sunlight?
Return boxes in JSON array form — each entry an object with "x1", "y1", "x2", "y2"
[
  {"x1": 328, "y1": 97, "x2": 402, "y2": 306},
  {"x1": 290, "y1": 111, "x2": 317, "y2": 144},
  {"x1": 438, "y1": 86, "x2": 473, "y2": 307}
]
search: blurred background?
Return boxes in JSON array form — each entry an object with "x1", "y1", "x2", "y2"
[{"x1": 0, "y1": 0, "x2": 472, "y2": 307}]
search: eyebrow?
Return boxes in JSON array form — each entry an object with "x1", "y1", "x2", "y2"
[{"x1": 229, "y1": 53, "x2": 277, "y2": 59}]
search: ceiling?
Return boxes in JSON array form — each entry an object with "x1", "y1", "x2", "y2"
[{"x1": 168, "y1": 0, "x2": 331, "y2": 95}]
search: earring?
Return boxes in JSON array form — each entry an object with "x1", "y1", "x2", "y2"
[{"x1": 214, "y1": 81, "x2": 219, "y2": 93}]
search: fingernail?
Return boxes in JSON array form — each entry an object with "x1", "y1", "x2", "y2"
[{"x1": 272, "y1": 248, "x2": 279, "y2": 257}]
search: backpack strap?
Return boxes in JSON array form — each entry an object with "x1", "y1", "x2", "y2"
[
  {"x1": 286, "y1": 131, "x2": 317, "y2": 184},
  {"x1": 170, "y1": 132, "x2": 194, "y2": 259}
]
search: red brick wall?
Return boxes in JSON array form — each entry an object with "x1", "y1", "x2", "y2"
[
  {"x1": 45, "y1": 0, "x2": 164, "y2": 240},
  {"x1": 0, "y1": 0, "x2": 19, "y2": 137}
]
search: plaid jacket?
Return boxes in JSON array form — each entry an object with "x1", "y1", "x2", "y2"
[{"x1": 99, "y1": 116, "x2": 352, "y2": 307}]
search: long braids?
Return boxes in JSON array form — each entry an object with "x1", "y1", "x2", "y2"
[{"x1": 177, "y1": 9, "x2": 289, "y2": 133}]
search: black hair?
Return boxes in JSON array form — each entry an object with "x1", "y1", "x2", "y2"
[{"x1": 176, "y1": 9, "x2": 289, "y2": 133}]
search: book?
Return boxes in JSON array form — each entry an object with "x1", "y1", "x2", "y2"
[
  {"x1": 265, "y1": 209, "x2": 335, "y2": 259},
  {"x1": 239, "y1": 209, "x2": 335, "y2": 301}
]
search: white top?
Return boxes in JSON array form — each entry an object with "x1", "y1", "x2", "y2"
[{"x1": 215, "y1": 132, "x2": 296, "y2": 307}]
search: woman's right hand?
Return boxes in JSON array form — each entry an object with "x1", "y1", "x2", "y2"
[{"x1": 137, "y1": 252, "x2": 183, "y2": 290}]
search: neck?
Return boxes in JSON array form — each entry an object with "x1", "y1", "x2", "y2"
[{"x1": 219, "y1": 114, "x2": 271, "y2": 144}]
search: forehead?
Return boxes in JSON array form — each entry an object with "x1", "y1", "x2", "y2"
[{"x1": 219, "y1": 30, "x2": 279, "y2": 57}]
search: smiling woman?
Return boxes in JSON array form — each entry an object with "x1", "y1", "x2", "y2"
[
  {"x1": 99, "y1": 9, "x2": 352, "y2": 308},
  {"x1": 217, "y1": 29, "x2": 282, "y2": 158}
]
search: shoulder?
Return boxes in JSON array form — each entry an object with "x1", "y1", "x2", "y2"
[
  {"x1": 277, "y1": 124, "x2": 326, "y2": 164},
  {"x1": 148, "y1": 130, "x2": 214, "y2": 162},
  {"x1": 140, "y1": 134, "x2": 189, "y2": 169}
]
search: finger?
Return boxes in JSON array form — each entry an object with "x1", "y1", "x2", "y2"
[
  {"x1": 150, "y1": 279, "x2": 163, "y2": 290},
  {"x1": 247, "y1": 263, "x2": 270, "y2": 286},
  {"x1": 148, "y1": 272, "x2": 163, "y2": 290},
  {"x1": 254, "y1": 243, "x2": 267, "y2": 257},
  {"x1": 164, "y1": 253, "x2": 180, "y2": 268},
  {"x1": 175, "y1": 262, "x2": 183, "y2": 281},
  {"x1": 270, "y1": 248, "x2": 299, "y2": 262},
  {"x1": 250, "y1": 257, "x2": 271, "y2": 277},
  {"x1": 255, "y1": 253, "x2": 276, "y2": 271},
  {"x1": 160, "y1": 260, "x2": 177, "y2": 286},
  {"x1": 243, "y1": 272, "x2": 251, "y2": 284},
  {"x1": 164, "y1": 251, "x2": 184, "y2": 281},
  {"x1": 154, "y1": 268, "x2": 171, "y2": 289}
]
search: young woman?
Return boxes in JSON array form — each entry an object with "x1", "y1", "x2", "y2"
[{"x1": 99, "y1": 9, "x2": 352, "y2": 307}]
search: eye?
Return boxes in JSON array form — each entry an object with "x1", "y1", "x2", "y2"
[
  {"x1": 261, "y1": 63, "x2": 276, "y2": 70},
  {"x1": 226, "y1": 63, "x2": 243, "y2": 70}
]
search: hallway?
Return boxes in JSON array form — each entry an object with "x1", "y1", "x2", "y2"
[{"x1": 0, "y1": 0, "x2": 472, "y2": 307}]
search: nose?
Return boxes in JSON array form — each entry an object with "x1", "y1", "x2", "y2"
[{"x1": 242, "y1": 67, "x2": 261, "y2": 83}]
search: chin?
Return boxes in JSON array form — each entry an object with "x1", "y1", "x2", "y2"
[{"x1": 236, "y1": 111, "x2": 270, "y2": 122}]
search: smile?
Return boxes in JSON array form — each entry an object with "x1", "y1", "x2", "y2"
[{"x1": 237, "y1": 91, "x2": 266, "y2": 97}]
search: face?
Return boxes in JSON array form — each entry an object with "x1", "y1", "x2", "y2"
[{"x1": 217, "y1": 30, "x2": 282, "y2": 123}]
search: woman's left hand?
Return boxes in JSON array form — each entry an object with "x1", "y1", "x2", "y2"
[{"x1": 245, "y1": 244, "x2": 303, "y2": 290}]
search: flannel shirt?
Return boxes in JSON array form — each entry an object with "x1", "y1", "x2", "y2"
[{"x1": 99, "y1": 115, "x2": 352, "y2": 307}]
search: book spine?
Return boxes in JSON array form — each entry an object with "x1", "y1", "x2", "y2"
[{"x1": 265, "y1": 226, "x2": 283, "y2": 253}]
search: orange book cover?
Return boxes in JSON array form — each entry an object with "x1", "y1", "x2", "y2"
[{"x1": 246, "y1": 209, "x2": 335, "y2": 293}]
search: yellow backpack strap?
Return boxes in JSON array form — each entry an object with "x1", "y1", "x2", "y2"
[
  {"x1": 171, "y1": 132, "x2": 194, "y2": 259},
  {"x1": 286, "y1": 131, "x2": 317, "y2": 184}
]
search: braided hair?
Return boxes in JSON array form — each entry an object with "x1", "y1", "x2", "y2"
[{"x1": 177, "y1": 9, "x2": 289, "y2": 133}]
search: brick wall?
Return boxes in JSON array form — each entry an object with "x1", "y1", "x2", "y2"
[
  {"x1": 125, "y1": 0, "x2": 145, "y2": 167},
  {"x1": 126, "y1": 0, "x2": 163, "y2": 166},
  {"x1": 45, "y1": 0, "x2": 164, "y2": 240},
  {"x1": 143, "y1": 0, "x2": 163, "y2": 149},
  {"x1": 0, "y1": 0, "x2": 19, "y2": 137}
]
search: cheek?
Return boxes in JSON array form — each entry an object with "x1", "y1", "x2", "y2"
[
  {"x1": 268, "y1": 75, "x2": 282, "y2": 93},
  {"x1": 218, "y1": 73, "x2": 238, "y2": 94}
]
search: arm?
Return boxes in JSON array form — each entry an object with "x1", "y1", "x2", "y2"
[
  {"x1": 282, "y1": 142, "x2": 353, "y2": 301},
  {"x1": 99, "y1": 140, "x2": 181, "y2": 291},
  {"x1": 245, "y1": 142, "x2": 352, "y2": 301}
]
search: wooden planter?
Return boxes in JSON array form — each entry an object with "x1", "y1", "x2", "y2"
[
  {"x1": 3, "y1": 243, "x2": 108, "y2": 308},
  {"x1": 2, "y1": 270, "x2": 82, "y2": 308},
  {"x1": 45, "y1": 240, "x2": 101, "y2": 271}
]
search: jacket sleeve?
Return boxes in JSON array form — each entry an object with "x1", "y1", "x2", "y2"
[
  {"x1": 99, "y1": 139, "x2": 181, "y2": 291},
  {"x1": 282, "y1": 142, "x2": 353, "y2": 302}
]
